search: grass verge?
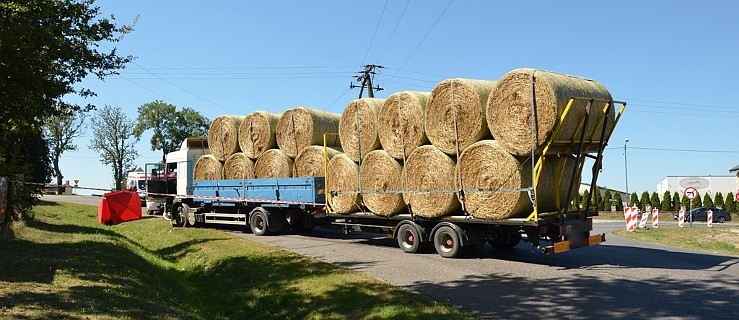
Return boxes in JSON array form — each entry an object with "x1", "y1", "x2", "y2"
[
  {"x1": 613, "y1": 226, "x2": 739, "y2": 257},
  {"x1": 0, "y1": 201, "x2": 476, "y2": 319}
]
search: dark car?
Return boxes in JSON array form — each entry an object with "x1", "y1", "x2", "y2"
[{"x1": 674, "y1": 207, "x2": 732, "y2": 223}]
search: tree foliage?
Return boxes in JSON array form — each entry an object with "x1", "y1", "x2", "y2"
[
  {"x1": 673, "y1": 191, "x2": 681, "y2": 210},
  {"x1": 43, "y1": 108, "x2": 87, "y2": 193},
  {"x1": 725, "y1": 192, "x2": 735, "y2": 212},
  {"x1": 603, "y1": 190, "x2": 612, "y2": 211},
  {"x1": 703, "y1": 193, "x2": 713, "y2": 208},
  {"x1": 681, "y1": 192, "x2": 690, "y2": 209},
  {"x1": 691, "y1": 195, "x2": 702, "y2": 208},
  {"x1": 714, "y1": 192, "x2": 724, "y2": 209},
  {"x1": 0, "y1": 0, "x2": 132, "y2": 237},
  {"x1": 133, "y1": 101, "x2": 209, "y2": 163},
  {"x1": 650, "y1": 192, "x2": 660, "y2": 211},
  {"x1": 89, "y1": 105, "x2": 140, "y2": 190},
  {"x1": 629, "y1": 192, "x2": 639, "y2": 207},
  {"x1": 640, "y1": 191, "x2": 651, "y2": 210},
  {"x1": 661, "y1": 191, "x2": 671, "y2": 211},
  {"x1": 581, "y1": 190, "x2": 590, "y2": 209}
]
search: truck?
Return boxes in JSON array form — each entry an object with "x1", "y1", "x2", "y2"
[{"x1": 159, "y1": 98, "x2": 625, "y2": 258}]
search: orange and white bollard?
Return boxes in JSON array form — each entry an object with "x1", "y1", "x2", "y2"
[
  {"x1": 678, "y1": 209, "x2": 685, "y2": 228},
  {"x1": 623, "y1": 207, "x2": 633, "y2": 231},
  {"x1": 651, "y1": 208, "x2": 659, "y2": 228},
  {"x1": 639, "y1": 206, "x2": 650, "y2": 228},
  {"x1": 707, "y1": 210, "x2": 713, "y2": 227},
  {"x1": 630, "y1": 206, "x2": 638, "y2": 231}
]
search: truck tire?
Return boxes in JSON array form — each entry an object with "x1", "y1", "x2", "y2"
[
  {"x1": 249, "y1": 208, "x2": 270, "y2": 236},
  {"x1": 396, "y1": 223, "x2": 426, "y2": 253},
  {"x1": 433, "y1": 225, "x2": 461, "y2": 258},
  {"x1": 170, "y1": 203, "x2": 188, "y2": 227}
]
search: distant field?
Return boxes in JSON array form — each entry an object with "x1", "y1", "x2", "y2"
[
  {"x1": 613, "y1": 226, "x2": 739, "y2": 257},
  {"x1": 0, "y1": 201, "x2": 476, "y2": 319}
]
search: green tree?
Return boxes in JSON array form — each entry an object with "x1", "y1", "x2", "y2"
[
  {"x1": 714, "y1": 192, "x2": 724, "y2": 209},
  {"x1": 89, "y1": 105, "x2": 140, "y2": 190},
  {"x1": 0, "y1": 0, "x2": 132, "y2": 237},
  {"x1": 572, "y1": 192, "x2": 581, "y2": 210},
  {"x1": 703, "y1": 194, "x2": 713, "y2": 208},
  {"x1": 581, "y1": 190, "x2": 590, "y2": 209},
  {"x1": 725, "y1": 192, "x2": 735, "y2": 212},
  {"x1": 661, "y1": 191, "x2": 671, "y2": 211},
  {"x1": 681, "y1": 193, "x2": 690, "y2": 209},
  {"x1": 629, "y1": 192, "x2": 639, "y2": 207},
  {"x1": 650, "y1": 192, "x2": 660, "y2": 210},
  {"x1": 672, "y1": 191, "x2": 681, "y2": 210},
  {"x1": 593, "y1": 189, "x2": 602, "y2": 210},
  {"x1": 133, "y1": 101, "x2": 209, "y2": 163},
  {"x1": 691, "y1": 195, "x2": 702, "y2": 208},
  {"x1": 640, "y1": 191, "x2": 651, "y2": 210},
  {"x1": 43, "y1": 109, "x2": 87, "y2": 194},
  {"x1": 603, "y1": 190, "x2": 612, "y2": 211}
]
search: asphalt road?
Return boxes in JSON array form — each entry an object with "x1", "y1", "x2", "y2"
[{"x1": 44, "y1": 195, "x2": 738, "y2": 319}]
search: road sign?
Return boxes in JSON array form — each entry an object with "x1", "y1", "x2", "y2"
[
  {"x1": 735, "y1": 192, "x2": 739, "y2": 202},
  {"x1": 684, "y1": 187, "x2": 699, "y2": 200}
]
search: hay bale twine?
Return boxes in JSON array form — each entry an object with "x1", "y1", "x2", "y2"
[
  {"x1": 402, "y1": 145, "x2": 460, "y2": 218},
  {"x1": 458, "y1": 140, "x2": 579, "y2": 219},
  {"x1": 222, "y1": 152, "x2": 255, "y2": 180},
  {"x1": 276, "y1": 107, "x2": 341, "y2": 158},
  {"x1": 339, "y1": 98, "x2": 386, "y2": 162},
  {"x1": 294, "y1": 146, "x2": 341, "y2": 177},
  {"x1": 360, "y1": 150, "x2": 406, "y2": 216},
  {"x1": 239, "y1": 111, "x2": 281, "y2": 159},
  {"x1": 486, "y1": 68, "x2": 614, "y2": 156},
  {"x1": 254, "y1": 149, "x2": 293, "y2": 178},
  {"x1": 326, "y1": 153, "x2": 361, "y2": 213},
  {"x1": 208, "y1": 115, "x2": 245, "y2": 161},
  {"x1": 425, "y1": 78, "x2": 497, "y2": 155},
  {"x1": 193, "y1": 154, "x2": 222, "y2": 180},
  {"x1": 378, "y1": 91, "x2": 430, "y2": 160}
]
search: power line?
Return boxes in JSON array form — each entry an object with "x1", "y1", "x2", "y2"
[
  {"x1": 383, "y1": 67, "x2": 451, "y2": 79},
  {"x1": 621, "y1": 97, "x2": 736, "y2": 111},
  {"x1": 113, "y1": 75, "x2": 352, "y2": 80},
  {"x1": 322, "y1": 89, "x2": 352, "y2": 111},
  {"x1": 388, "y1": 0, "x2": 454, "y2": 82},
  {"x1": 116, "y1": 74, "x2": 188, "y2": 107},
  {"x1": 376, "y1": 0, "x2": 410, "y2": 61},
  {"x1": 362, "y1": 0, "x2": 389, "y2": 64},
  {"x1": 606, "y1": 146, "x2": 739, "y2": 154},
  {"x1": 119, "y1": 71, "x2": 352, "y2": 75},
  {"x1": 629, "y1": 103, "x2": 737, "y2": 114},
  {"x1": 628, "y1": 109, "x2": 739, "y2": 119},
  {"x1": 125, "y1": 65, "x2": 356, "y2": 70}
]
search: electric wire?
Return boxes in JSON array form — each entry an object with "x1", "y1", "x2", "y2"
[
  {"x1": 376, "y1": 0, "x2": 410, "y2": 62},
  {"x1": 362, "y1": 0, "x2": 389, "y2": 64}
]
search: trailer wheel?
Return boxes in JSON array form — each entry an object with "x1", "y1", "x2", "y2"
[
  {"x1": 249, "y1": 208, "x2": 270, "y2": 236},
  {"x1": 433, "y1": 226, "x2": 461, "y2": 258},
  {"x1": 488, "y1": 232, "x2": 521, "y2": 250},
  {"x1": 397, "y1": 223, "x2": 425, "y2": 253},
  {"x1": 170, "y1": 203, "x2": 187, "y2": 227}
]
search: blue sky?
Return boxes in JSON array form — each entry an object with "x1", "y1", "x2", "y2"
[{"x1": 62, "y1": 0, "x2": 739, "y2": 195}]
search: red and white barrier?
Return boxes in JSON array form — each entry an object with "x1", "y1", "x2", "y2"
[
  {"x1": 630, "y1": 206, "x2": 638, "y2": 231},
  {"x1": 651, "y1": 208, "x2": 659, "y2": 228},
  {"x1": 678, "y1": 209, "x2": 685, "y2": 228},
  {"x1": 639, "y1": 207, "x2": 650, "y2": 228},
  {"x1": 707, "y1": 210, "x2": 713, "y2": 227},
  {"x1": 623, "y1": 207, "x2": 635, "y2": 231}
]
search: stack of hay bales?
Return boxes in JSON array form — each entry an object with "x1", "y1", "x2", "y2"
[{"x1": 196, "y1": 68, "x2": 613, "y2": 221}]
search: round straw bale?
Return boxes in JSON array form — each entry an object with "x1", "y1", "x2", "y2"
[
  {"x1": 378, "y1": 91, "x2": 430, "y2": 160},
  {"x1": 193, "y1": 154, "x2": 222, "y2": 180},
  {"x1": 276, "y1": 107, "x2": 341, "y2": 158},
  {"x1": 360, "y1": 150, "x2": 406, "y2": 216},
  {"x1": 207, "y1": 115, "x2": 245, "y2": 161},
  {"x1": 458, "y1": 140, "x2": 579, "y2": 219},
  {"x1": 486, "y1": 68, "x2": 614, "y2": 156},
  {"x1": 294, "y1": 146, "x2": 341, "y2": 177},
  {"x1": 254, "y1": 149, "x2": 293, "y2": 178},
  {"x1": 326, "y1": 153, "x2": 361, "y2": 214},
  {"x1": 339, "y1": 98, "x2": 386, "y2": 162},
  {"x1": 425, "y1": 79, "x2": 497, "y2": 155},
  {"x1": 222, "y1": 152, "x2": 255, "y2": 180},
  {"x1": 239, "y1": 111, "x2": 281, "y2": 159},
  {"x1": 402, "y1": 145, "x2": 460, "y2": 218}
]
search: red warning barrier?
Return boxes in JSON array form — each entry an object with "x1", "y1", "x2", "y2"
[
  {"x1": 707, "y1": 210, "x2": 713, "y2": 227},
  {"x1": 639, "y1": 207, "x2": 649, "y2": 228},
  {"x1": 678, "y1": 209, "x2": 685, "y2": 228},
  {"x1": 623, "y1": 207, "x2": 638, "y2": 231},
  {"x1": 651, "y1": 208, "x2": 659, "y2": 228},
  {"x1": 630, "y1": 206, "x2": 638, "y2": 231}
]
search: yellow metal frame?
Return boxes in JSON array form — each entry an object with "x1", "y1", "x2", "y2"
[
  {"x1": 526, "y1": 98, "x2": 627, "y2": 222},
  {"x1": 323, "y1": 133, "x2": 340, "y2": 213}
]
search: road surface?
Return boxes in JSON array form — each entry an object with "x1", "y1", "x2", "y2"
[{"x1": 44, "y1": 195, "x2": 738, "y2": 319}]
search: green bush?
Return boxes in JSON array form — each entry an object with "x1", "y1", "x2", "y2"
[
  {"x1": 673, "y1": 191, "x2": 681, "y2": 210},
  {"x1": 603, "y1": 190, "x2": 612, "y2": 211},
  {"x1": 640, "y1": 191, "x2": 651, "y2": 210},
  {"x1": 714, "y1": 193, "x2": 724, "y2": 209},
  {"x1": 703, "y1": 194, "x2": 714, "y2": 208},
  {"x1": 630, "y1": 192, "x2": 639, "y2": 207},
  {"x1": 726, "y1": 192, "x2": 735, "y2": 212},
  {"x1": 661, "y1": 191, "x2": 671, "y2": 211},
  {"x1": 650, "y1": 192, "x2": 661, "y2": 210}
]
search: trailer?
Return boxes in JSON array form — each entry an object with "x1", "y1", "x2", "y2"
[{"x1": 161, "y1": 97, "x2": 626, "y2": 258}]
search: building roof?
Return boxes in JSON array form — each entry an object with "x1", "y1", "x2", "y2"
[{"x1": 730, "y1": 164, "x2": 739, "y2": 173}]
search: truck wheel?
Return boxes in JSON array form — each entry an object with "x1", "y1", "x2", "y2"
[
  {"x1": 433, "y1": 226, "x2": 461, "y2": 258},
  {"x1": 170, "y1": 203, "x2": 187, "y2": 227},
  {"x1": 249, "y1": 208, "x2": 270, "y2": 236},
  {"x1": 397, "y1": 223, "x2": 425, "y2": 253}
]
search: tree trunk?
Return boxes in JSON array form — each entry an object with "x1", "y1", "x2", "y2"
[{"x1": 53, "y1": 156, "x2": 64, "y2": 194}]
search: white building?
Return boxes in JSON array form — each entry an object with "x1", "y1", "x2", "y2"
[{"x1": 656, "y1": 176, "x2": 735, "y2": 198}]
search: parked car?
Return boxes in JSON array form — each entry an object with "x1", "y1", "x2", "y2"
[{"x1": 674, "y1": 207, "x2": 732, "y2": 223}]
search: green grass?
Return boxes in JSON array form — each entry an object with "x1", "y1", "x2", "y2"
[
  {"x1": 613, "y1": 226, "x2": 739, "y2": 257},
  {"x1": 0, "y1": 201, "x2": 476, "y2": 319}
]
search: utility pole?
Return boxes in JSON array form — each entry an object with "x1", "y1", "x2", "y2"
[{"x1": 350, "y1": 64, "x2": 384, "y2": 99}]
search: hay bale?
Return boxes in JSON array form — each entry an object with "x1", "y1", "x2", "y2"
[
  {"x1": 339, "y1": 98, "x2": 386, "y2": 162},
  {"x1": 402, "y1": 145, "x2": 460, "y2": 218},
  {"x1": 486, "y1": 68, "x2": 614, "y2": 156},
  {"x1": 208, "y1": 115, "x2": 245, "y2": 161},
  {"x1": 360, "y1": 150, "x2": 406, "y2": 216},
  {"x1": 378, "y1": 91, "x2": 430, "y2": 160},
  {"x1": 276, "y1": 107, "x2": 341, "y2": 158},
  {"x1": 193, "y1": 154, "x2": 222, "y2": 180},
  {"x1": 254, "y1": 149, "x2": 293, "y2": 178},
  {"x1": 425, "y1": 79, "x2": 497, "y2": 155},
  {"x1": 239, "y1": 111, "x2": 281, "y2": 159},
  {"x1": 458, "y1": 140, "x2": 579, "y2": 219},
  {"x1": 294, "y1": 146, "x2": 341, "y2": 177},
  {"x1": 326, "y1": 153, "x2": 361, "y2": 213},
  {"x1": 222, "y1": 152, "x2": 255, "y2": 180}
]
